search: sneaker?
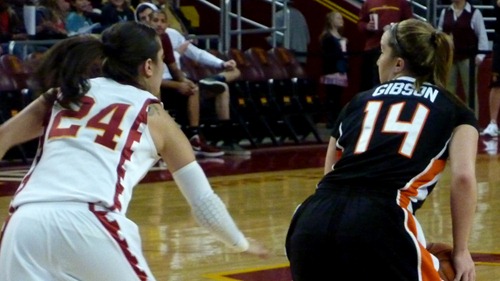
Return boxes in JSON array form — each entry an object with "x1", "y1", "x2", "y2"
[
  {"x1": 199, "y1": 77, "x2": 226, "y2": 94},
  {"x1": 481, "y1": 123, "x2": 499, "y2": 137},
  {"x1": 190, "y1": 135, "x2": 224, "y2": 157},
  {"x1": 150, "y1": 159, "x2": 168, "y2": 170},
  {"x1": 156, "y1": 159, "x2": 168, "y2": 169},
  {"x1": 197, "y1": 158, "x2": 225, "y2": 165},
  {"x1": 219, "y1": 143, "x2": 251, "y2": 156},
  {"x1": 483, "y1": 139, "x2": 498, "y2": 155}
]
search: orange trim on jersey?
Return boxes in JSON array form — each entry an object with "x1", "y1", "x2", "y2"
[
  {"x1": 336, "y1": 149, "x2": 343, "y2": 160},
  {"x1": 403, "y1": 209, "x2": 442, "y2": 280},
  {"x1": 398, "y1": 159, "x2": 446, "y2": 209}
]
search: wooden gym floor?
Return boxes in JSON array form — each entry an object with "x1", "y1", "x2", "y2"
[{"x1": 0, "y1": 134, "x2": 499, "y2": 280}]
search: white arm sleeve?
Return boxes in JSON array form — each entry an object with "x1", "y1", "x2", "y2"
[{"x1": 172, "y1": 161, "x2": 249, "y2": 252}]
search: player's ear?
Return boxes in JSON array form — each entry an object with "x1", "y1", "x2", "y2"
[
  {"x1": 394, "y1": 57, "x2": 405, "y2": 73},
  {"x1": 142, "y1": 58, "x2": 154, "y2": 78}
]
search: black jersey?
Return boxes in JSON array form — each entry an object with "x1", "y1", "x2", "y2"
[{"x1": 319, "y1": 77, "x2": 477, "y2": 211}]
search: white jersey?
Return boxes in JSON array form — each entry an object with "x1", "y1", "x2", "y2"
[{"x1": 11, "y1": 77, "x2": 161, "y2": 214}]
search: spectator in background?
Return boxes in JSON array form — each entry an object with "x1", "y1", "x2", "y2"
[
  {"x1": 150, "y1": 9, "x2": 250, "y2": 156},
  {"x1": 437, "y1": 0, "x2": 489, "y2": 117},
  {"x1": 35, "y1": 0, "x2": 69, "y2": 40},
  {"x1": 5, "y1": 0, "x2": 27, "y2": 34},
  {"x1": 66, "y1": 0, "x2": 102, "y2": 35},
  {"x1": 357, "y1": 0, "x2": 413, "y2": 92},
  {"x1": 268, "y1": 0, "x2": 310, "y2": 64},
  {"x1": 481, "y1": 0, "x2": 500, "y2": 138},
  {"x1": 0, "y1": 0, "x2": 27, "y2": 53},
  {"x1": 134, "y1": 2, "x2": 195, "y2": 100},
  {"x1": 135, "y1": 3, "x2": 225, "y2": 158},
  {"x1": 319, "y1": 11, "x2": 348, "y2": 129},
  {"x1": 100, "y1": 0, "x2": 134, "y2": 30}
]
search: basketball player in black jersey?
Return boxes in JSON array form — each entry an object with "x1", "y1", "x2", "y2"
[{"x1": 286, "y1": 19, "x2": 477, "y2": 281}]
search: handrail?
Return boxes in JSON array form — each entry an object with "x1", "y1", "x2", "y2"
[
  {"x1": 190, "y1": 0, "x2": 291, "y2": 52},
  {"x1": 8, "y1": 39, "x2": 60, "y2": 60}
]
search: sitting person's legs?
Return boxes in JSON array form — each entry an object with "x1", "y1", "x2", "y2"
[
  {"x1": 161, "y1": 85, "x2": 224, "y2": 158},
  {"x1": 204, "y1": 82, "x2": 250, "y2": 156},
  {"x1": 199, "y1": 68, "x2": 241, "y2": 92}
]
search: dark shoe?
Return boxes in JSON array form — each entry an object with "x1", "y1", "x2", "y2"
[
  {"x1": 199, "y1": 77, "x2": 226, "y2": 94},
  {"x1": 190, "y1": 135, "x2": 224, "y2": 157}
]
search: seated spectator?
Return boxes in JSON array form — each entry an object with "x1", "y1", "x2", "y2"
[
  {"x1": 0, "y1": 0, "x2": 28, "y2": 53},
  {"x1": 150, "y1": 9, "x2": 249, "y2": 156},
  {"x1": 66, "y1": 0, "x2": 102, "y2": 35},
  {"x1": 35, "y1": 0, "x2": 69, "y2": 40},
  {"x1": 135, "y1": 3, "x2": 227, "y2": 158},
  {"x1": 100, "y1": 0, "x2": 134, "y2": 30}
]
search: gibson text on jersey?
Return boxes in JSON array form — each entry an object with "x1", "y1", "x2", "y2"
[{"x1": 372, "y1": 82, "x2": 438, "y2": 103}]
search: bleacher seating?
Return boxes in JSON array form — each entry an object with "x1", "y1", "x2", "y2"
[
  {"x1": 244, "y1": 47, "x2": 322, "y2": 144},
  {"x1": 0, "y1": 46, "x2": 324, "y2": 151}
]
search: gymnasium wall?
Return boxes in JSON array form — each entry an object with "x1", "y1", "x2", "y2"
[{"x1": 180, "y1": 0, "x2": 492, "y2": 127}]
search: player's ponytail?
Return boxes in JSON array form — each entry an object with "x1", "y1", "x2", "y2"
[
  {"x1": 35, "y1": 22, "x2": 160, "y2": 109},
  {"x1": 391, "y1": 19, "x2": 453, "y2": 91},
  {"x1": 35, "y1": 35, "x2": 104, "y2": 109},
  {"x1": 432, "y1": 31, "x2": 453, "y2": 90}
]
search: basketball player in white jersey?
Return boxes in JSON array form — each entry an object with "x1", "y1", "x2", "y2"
[{"x1": 0, "y1": 22, "x2": 268, "y2": 281}]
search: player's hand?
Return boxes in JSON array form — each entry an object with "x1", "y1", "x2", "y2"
[
  {"x1": 176, "y1": 40, "x2": 192, "y2": 55},
  {"x1": 177, "y1": 82, "x2": 195, "y2": 96},
  {"x1": 452, "y1": 249, "x2": 475, "y2": 281},
  {"x1": 243, "y1": 237, "x2": 270, "y2": 259},
  {"x1": 223, "y1": 60, "x2": 237, "y2": 70}
]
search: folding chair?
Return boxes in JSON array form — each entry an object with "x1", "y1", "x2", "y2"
[
  {"x1": 268, "y1": 47, "x2": 324, "y2": 120},
  {"x1": 246, "y1": 47, "x2": 323, "y2": 144},
  {"x1": 226, "y1": 48, "x2": 279, "y2": 146}
]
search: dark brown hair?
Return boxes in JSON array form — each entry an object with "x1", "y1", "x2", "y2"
[{"x1": 35, "y1": 21, "x2": 160, "y2": 108}]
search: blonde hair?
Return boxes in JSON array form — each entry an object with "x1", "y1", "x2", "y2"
[
  {"x1": 387, "y1": 19, "x2": 453, "y2": 90},
  {"x1": 319, "y1": 11, "x2": 341, "y2": 41}
]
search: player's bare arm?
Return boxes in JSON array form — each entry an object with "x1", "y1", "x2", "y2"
[{"x1": 0, "y1": 94, "x2": 52, "y2": 160}]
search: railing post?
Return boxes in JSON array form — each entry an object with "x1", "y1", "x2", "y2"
[
  {"x1": 219, "y1": 0, "x2": 231, "y2": 52},
  {"x1": 468, "y1": 54, "x2": 476, "y2": 114}
]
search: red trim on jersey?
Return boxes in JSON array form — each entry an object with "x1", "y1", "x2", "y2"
[
  {"x1": 112, "y1": 99, "x2": 159, "y2": 211},
  {"x1": 89, "y1": 204, "x2": 149, "y2": 281}
]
